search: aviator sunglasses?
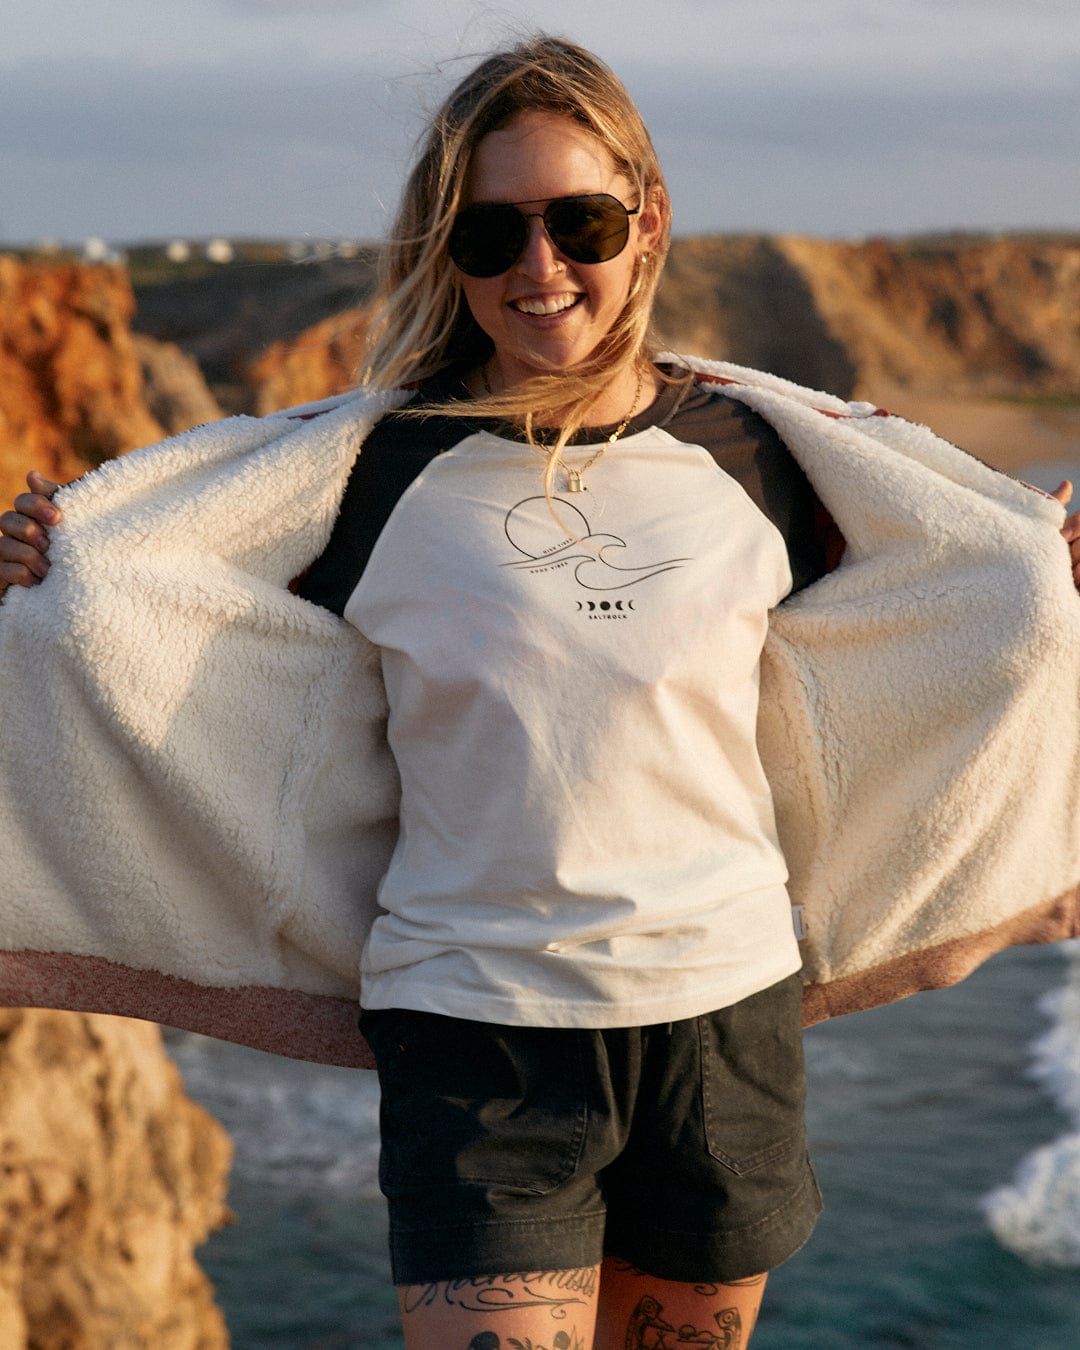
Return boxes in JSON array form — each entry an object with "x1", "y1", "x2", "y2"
[{"x1": 448, "y1": 193, "x2": 640, "y2": 278}]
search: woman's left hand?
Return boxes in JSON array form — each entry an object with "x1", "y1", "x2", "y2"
[{"x1": 1052, "y1": 481, "x2": 1080, "y2": 592}]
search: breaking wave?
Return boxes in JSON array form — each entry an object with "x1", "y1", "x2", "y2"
[{"x1": 983, "y1": 939, "x2": 1080, "y2": 1266}]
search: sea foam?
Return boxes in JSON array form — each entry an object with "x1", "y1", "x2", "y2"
[{"x1": 983, "y1": 939, "x2": 1080, "y2": 1266}]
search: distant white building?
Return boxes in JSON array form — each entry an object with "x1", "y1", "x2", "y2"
[
  {"x1": 165, "y1": 239, "x2": 191, "y2": 264},
  {"x1": 205, "y1": 238, "x2": 235, "y2": 264},
  {"x1": 81, "y1": 237, "x2": 125, "y2": 264}
]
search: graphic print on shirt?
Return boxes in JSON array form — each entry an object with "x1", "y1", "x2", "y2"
[
  {"x1": 501, "y1": 494, "x2": 690, "y2": 592},
  {"x1": 340, "y1": 427, "x2": 801, "y2": 1028}
]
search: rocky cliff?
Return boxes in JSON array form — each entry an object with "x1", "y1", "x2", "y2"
[
  {"x1": 652, "y1": 233, "x2": 1080, "y2": 401},
  {"x1": 3, "y1": 236, "x2": 1077, "y2": 499},
  {"x1": 0, "y1": 1009, "x2": 232, "y2": 1348},
  {"x1": 246, "y1": 306, "x2": 369, "y2": 416},
  {"x1": 134, "y1": 231, "x2": 1080, "y2": 430},
  {"x1": 0, "y1": 256, "x2": 219, "y2": 507},
  {"x1": 131, "y1": 254, "x2": 376, "y2": 415},
  {"x1": 774, "y1": 234, "x2": 1080, "y2": 400}
]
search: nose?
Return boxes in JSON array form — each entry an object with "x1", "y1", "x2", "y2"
[{"x1": 515, "y1": 214, "x2": 565, "y2": 279}]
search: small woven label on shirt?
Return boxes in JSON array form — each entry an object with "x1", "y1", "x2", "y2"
[{"x1": 791, "y1": 905, "x2": 807, "y2": 941}]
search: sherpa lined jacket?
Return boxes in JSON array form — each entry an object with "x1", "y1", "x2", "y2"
[{"x1": 1, "y1": 356, "x2": 1077, "y2": 1066}]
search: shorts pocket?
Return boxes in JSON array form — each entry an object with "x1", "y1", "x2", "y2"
[
  {"x1": 698, "y1": 974, "x2": 807, "y2": 1176},
  {"x1": 362, "y1": 1009, "x2": 588, "y2": 1197}
]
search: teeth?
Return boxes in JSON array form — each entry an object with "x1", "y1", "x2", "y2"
[{"x1": 512, "y1": 294, "x2": 579, "y2": 316}]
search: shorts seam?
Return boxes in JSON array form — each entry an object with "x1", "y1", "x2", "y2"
[{"x1": 391, "y1": 1208, "x2": 608, "y2": 1237}]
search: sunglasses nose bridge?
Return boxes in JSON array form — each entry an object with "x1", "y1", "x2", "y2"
[{"x1": 514, "y1": 209, "x2": 569, "y2": 275}]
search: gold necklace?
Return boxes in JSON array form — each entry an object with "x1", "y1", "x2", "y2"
[
  {"x1": 563, "y1": 366, "x2": 644, "y2": 493},
  {"x1": 478, "y1": 363, "x2": 645, "y2": 493}
]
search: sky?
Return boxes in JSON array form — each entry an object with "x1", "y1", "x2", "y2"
[{"x1": 2, "y1": 0, "x2": 1079, "y2": 246}]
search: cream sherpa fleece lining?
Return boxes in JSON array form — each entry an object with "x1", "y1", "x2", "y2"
[{"x1": 0, "y1": 360, "x2": 1077, "y2": 1065}]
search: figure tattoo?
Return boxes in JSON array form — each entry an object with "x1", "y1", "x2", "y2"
[{"x1": 625, "y1": 1294, "x2": 743, "y2": 1349}]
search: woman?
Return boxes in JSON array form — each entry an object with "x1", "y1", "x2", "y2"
[{"x1": 3, "y1": 36, "x2": 1080, "y2": 1350}]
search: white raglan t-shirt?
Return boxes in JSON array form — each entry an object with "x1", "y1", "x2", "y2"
[{"x1": 333, "y1": 402, "x2": 804, "y2": 1027}]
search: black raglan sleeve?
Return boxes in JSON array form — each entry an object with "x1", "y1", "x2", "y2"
[
  {"x1": 661, "y1": 387, "x2": 829, "y2": 595},
  {"x1": 296, "y1": 408, "x2": 475, "y2": 616}
]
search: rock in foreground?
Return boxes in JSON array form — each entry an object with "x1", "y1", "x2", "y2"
[{"x1": 0, "y1": 1009, "x2": 232, "y2": 1349}]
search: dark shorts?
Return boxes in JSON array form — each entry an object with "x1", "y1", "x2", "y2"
[{"x1": 361, "y1": 972, "x2": 821, "y2": 1287}]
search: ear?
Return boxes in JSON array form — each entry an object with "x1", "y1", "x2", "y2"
[{"x1": 635, "y1": 184, "x2": 667, "y2": 255}]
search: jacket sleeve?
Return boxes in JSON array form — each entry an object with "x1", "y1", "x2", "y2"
[{"x1": 0, "y1": 394, "x2": 403, "y2": 1066}]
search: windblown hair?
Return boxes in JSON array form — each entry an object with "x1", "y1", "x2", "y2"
[{"x1": 361, "y1": 35, "x2": 672, "y2": 458}]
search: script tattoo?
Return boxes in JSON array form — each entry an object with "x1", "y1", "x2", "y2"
[
  {"x1": 404, "y1": 1268, "x2": 597, "y2": 1317},
  {"x1": 625, "y1": 1294, "x2": 743, "y2": 1349}
]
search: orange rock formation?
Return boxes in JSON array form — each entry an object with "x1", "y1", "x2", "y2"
[
  {"x1": 653, "y1": 233, "x2": 1080, "y2": 402},
  {"x1": 245, "y1": 306, "x2": 368, "y2": 415},
  {"x1": 0, "y1": 1010, "x2": 232, "y2": 1348},
  {"x1": 0, "y1": 257, "x2": 166, "y2": 504},
  {"x1": 775, "y1": 234, "x2": 1080, "y2": 399}
]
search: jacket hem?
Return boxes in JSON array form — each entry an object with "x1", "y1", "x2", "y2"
[
  {"x1": 0, "y1": 950, "x2": 373, "y2": 1068},
  {"x1": 801, "y1": 885, "x2": 1080, "y2": 1026}
]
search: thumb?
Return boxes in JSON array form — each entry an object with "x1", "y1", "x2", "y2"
[{"x1": 1050, "y1": 479, "x2": 1073, "y2": 508}]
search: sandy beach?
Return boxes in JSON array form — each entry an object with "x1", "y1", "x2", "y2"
[{"x1": 870, "y1": 389, "x2": 1080, "y2": 478}]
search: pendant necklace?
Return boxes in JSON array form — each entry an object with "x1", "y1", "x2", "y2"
[
  {"x1": 479, "y1": 364, "x2": 645, "y2": 493},
  {"x1": 563, "y1": 366, "x2": 644, "y2": 492}
]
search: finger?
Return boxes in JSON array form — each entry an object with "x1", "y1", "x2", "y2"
[
  {"x1": 1062, "y1": 512, "x2": 1080, "y2": 543},
  {"x1": 11, "y1": 490, "x2": 62, "y2": 527},
  {"x1": 25, "y1": 470, "x2": 60, "y2": 498},
  {"x1": 0, "y1": 508, "x2": 53, "y2": 552},
  {"x1": 0, "y1": 559, "x2": 46, "y2": 591},
  {"x1": 0, "y1": 538, "x2": 50, "y2": 580}
]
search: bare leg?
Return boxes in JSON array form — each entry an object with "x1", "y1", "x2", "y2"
[
  {"x1": 398, "y1": 1267, "x2": 601, "y2": 1350},
  {"x1": 593, "y1": 1257, "x2": 767, "y2": 1350}
]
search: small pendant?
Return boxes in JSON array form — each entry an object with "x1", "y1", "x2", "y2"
[{"x1": 566, "y1": 468, "x2": 584, "y2": 493}]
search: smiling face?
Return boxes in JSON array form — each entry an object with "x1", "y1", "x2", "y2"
[{"x1": 456, "y1": 110, "x2": 664, "y2": 390}]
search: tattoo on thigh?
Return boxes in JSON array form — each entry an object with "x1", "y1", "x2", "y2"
[
  {"x1": 626, "y1": 1294, "x2": 743, "y2": 1349},
  {"x1": 466, "y1": 1333, "x2": 584, "y2": 1350},
  {"x1": 608, "y1": 1265, "x2": 764, "y2": 1299},
  {"x1": 404, "y1": 1268, "x2": 597, "y2": 1318}
]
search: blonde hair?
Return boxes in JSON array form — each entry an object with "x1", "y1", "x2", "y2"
[{"x1": 361, "y1": 35, "x2": 672, "y2": 476}]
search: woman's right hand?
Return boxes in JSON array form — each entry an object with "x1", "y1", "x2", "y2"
[{"x1": 0, "y1": 471, "x2": 63, "y2": 599}]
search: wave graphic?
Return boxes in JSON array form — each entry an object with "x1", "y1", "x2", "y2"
[
  {"x1": 501, "y1": 495, "x2": 688, "y2": 592},
  {"x1": 983, "y1": 939, "x2": 1080, "y2": 1266}
]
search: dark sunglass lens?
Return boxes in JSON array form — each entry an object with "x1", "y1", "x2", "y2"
[
  {"x1": 449, "y1": 204, "x2": 527, "y2": 277},
  {"x1": 545, "y1": 195, "x2": 630, "y2": 264}
]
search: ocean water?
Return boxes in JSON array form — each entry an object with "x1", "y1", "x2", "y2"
[{"x1": 165, "y1": 941, "x2": 1080, "y2": 1349}]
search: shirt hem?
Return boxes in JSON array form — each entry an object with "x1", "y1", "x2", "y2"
[{"x1": 359, "y1": 951, "x2": 803, "y2": 1029}]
